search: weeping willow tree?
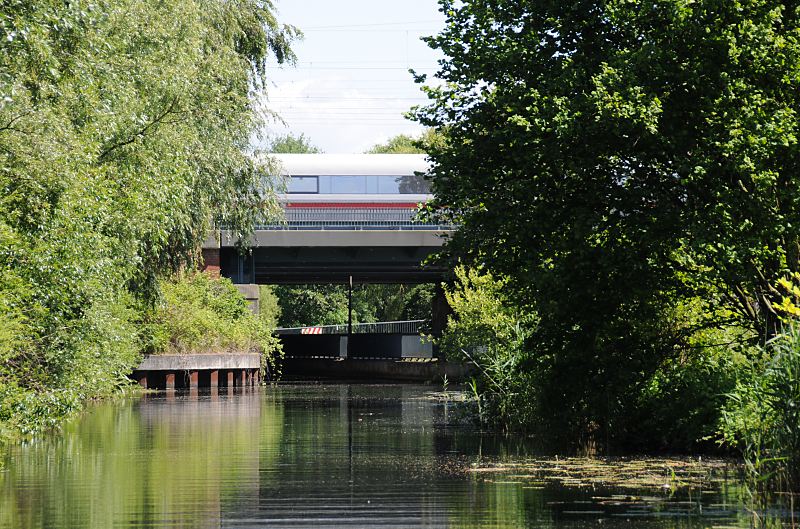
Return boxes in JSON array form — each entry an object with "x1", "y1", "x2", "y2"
[{"x1": 0, "y1": 0, "x2": 297, "y2": 440}]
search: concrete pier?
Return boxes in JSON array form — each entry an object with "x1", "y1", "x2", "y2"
[{"x1": 132, "y1": 354, "x2": 261, "y2": 391}]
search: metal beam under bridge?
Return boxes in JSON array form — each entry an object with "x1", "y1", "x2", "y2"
[{"x1": 206, "y1": 229, "x2": 449, "y2": 284}]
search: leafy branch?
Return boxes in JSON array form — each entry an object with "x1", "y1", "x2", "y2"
[{"x1": 97, "y1": 97, "x2": 180, "y2": 162}]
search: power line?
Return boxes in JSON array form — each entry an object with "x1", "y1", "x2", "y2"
[
  {"x1": 301, "y1": 29, "x2": 439, "y2": 33},
  {"x1": 267, "y1": 66, "x2": 437, "y2": 71},
  {"x1": 269, "y1": 96, "x2": 427, "y2": 100},
  {"x1": 302, "y1": 20, "x2": 442, "y2": 29},
  {"x1": 281, "y1": 116, "x2": 415, "y2": 120},
  {"x1": 279, "y1": 61, "x2": 439, "y2": 65},
  {"x1": 273, "y1": 103, "x2": 416, "y2": 108},
  {"x1": 276, "y1": 111, "x2": 415, "y2": 114}
]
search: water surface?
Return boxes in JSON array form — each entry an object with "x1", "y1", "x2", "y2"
[{"x1": 0, "y1": 384, "x2": 770, "y2": 528}]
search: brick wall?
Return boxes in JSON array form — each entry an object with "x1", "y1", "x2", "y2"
[{"x1": 202, "y1": 247, "x2": 221, "y2": 279}]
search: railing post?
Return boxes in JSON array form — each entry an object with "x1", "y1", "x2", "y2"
[{"x1": 347, "y1": 275, "x2": 353, "y2": 358}]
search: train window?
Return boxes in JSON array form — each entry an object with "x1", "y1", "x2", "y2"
[
  {"x1": 288, "y1": 176, "x2": 318, "y2": 193},
  {"x1": 287, "y1": 174, "x2": 430, "y2": 194},
  {"x1": 377, "y1": 176, "x2": 400, "y2": 194},
  {"x1": 329, "y1": 175, "x2": 367, "y2": 194},
  {"x1": 397, "y1": 174, "x2": 430, "y2": 194}
]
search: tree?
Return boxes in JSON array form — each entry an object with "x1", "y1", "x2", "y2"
[
  {"x1": 413, "y1": 0, "x2": 800, "y2": 443},
  {"x1": 0, "y1": 0, "x2": 296, "y2": 435},
  {"x1": 365, "y1": 130, "x2": 441, "y2": 154},
  {"x1": 366, "y1": 134, "x2": 425, "y2": 154},
  {"x1": 268, "y1": 133, "x2": 322, "y2": 153}
]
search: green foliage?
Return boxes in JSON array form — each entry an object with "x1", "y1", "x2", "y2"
[
  {"x1": 365, "y1": 130, "x2": 442, "y2": 154},
  {"x1": 274, "y1": 284, "x2": 351, "y2": 327},
  {"x1": 721, "y1": 326, "x2": 800, "y2": 493},
  {"x1": 413, "y1": 0, "x2": 800, "y2": 448},
  {"x1": 268, "y1": 133, "x2": 322, "y2": 153},
  {"x1": 274, "y1": 283, "x2": 434, "y2": 328},
  {"x1": 440, "y1": 272, "x2": 751, "y2": 450},
  {"x1": 258, "y1": 285, "x2": 282, "y2": 329},
  {"x1": 143, "y1": 273, "x2": 281, "y2": 377},
  {"x1": 400, "y1": 284, "x2": 435, "y2": 322},
  {"x1": 627, "y1": 299, "x2": 754, "y2": 451},
  {"x1": 0, "y1": 0, "x2": 294, "y2": 443},
  {"x1": 439, "y1": 267, "x2": 538, "y2": 431},
  {"x1": 366, "y1": 134, "x2": 424, "y2": 154},
  {"x1": 0, "y1": 384, "x2": 81, "y2": 444}
]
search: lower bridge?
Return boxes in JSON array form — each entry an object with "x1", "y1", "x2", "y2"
[
  {"x1": 276, "y1": 320, "x2": 472, "y2": 381},
  {"x1": 277, "y1": 320, "x2": 432, "y2": 359}
]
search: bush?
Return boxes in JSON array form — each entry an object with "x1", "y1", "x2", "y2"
[
  {"x1": 259, "y1": 285, "x2": 281, "y2": 329},
  {"x1": 720, "y1": 326, "x2": 800, "y2": 492},
  {"x1": 439, "y1": 266, "x2": 538, "y2": 431},
  {"x1": 623, "y1": 299, "x2": 754, "y2": 452},
  {"x1": 142, "y1": 273, "x2": 282, "y2": 378},
  {"x1": 440, "y1": 268, "x2": 754, "y2": 452}
]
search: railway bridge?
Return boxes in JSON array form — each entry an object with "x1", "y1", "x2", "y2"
[{"x1": 201, "y1": 154, "x2": 459, "y2": 374}]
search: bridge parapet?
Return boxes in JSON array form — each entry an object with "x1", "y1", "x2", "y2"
[
  {"x1": 260, "y1": 203, "x2": 454, "y2": 231},
  {"x1": 276, "y1": 320, "x2": 427, "y2": 335}
]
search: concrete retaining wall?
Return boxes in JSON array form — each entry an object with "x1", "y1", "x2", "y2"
[
  {"x1": 279, "y1": 333, "x2": 433, "y2": 359},
  {"x1": 137, "y1": 353, "x2": 260, "y2": 371},
  {"x1": 280, "y1": 357, "x2": 473, "y2": 382}
]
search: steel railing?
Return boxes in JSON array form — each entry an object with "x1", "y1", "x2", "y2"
[
  {"x1": 276, "y1": 319, "x2": 427, "y2": 335},
  {"x1": 254, "y1": 207, "x2": 455, "y2": 231}
]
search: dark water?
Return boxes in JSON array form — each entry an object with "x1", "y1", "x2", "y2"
[{"x1": 0, "y1": 384, "x2": 770, "y2": 528}]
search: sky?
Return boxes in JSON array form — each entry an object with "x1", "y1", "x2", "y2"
[{"x1": 262, "y1": 0, "x2": 446, "y2": 153}]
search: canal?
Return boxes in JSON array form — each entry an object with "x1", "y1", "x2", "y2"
[{"x1": 0, "y1": 384, "x2": 774, "y2": 528}]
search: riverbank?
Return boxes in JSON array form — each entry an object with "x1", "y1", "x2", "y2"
[{"x1": 0, "y1": 273, "x2": 281, "y2": 447}]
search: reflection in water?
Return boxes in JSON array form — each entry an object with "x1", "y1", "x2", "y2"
[{"x1": 0, "y1": 384, "x2": 767, "y2": 528}]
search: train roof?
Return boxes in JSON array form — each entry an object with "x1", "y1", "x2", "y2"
[{"x1": 270, "y1": 153, "x2": 429, "y2": 176}]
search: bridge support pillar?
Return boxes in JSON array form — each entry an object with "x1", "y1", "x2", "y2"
[
  {"x1": 234, "y1": 284, "x2": 260, "y2": 315},
  {"x1": 431, "y1": 283, "x2": 452, "y2": 359},
  {"x1": 227, "y1": 371, "x2": 234, "y2": 388},
  {"x1": 431, "y1": 283, "x2": 453, "y2": 358},
  {"x1": 137, "y1": 374, "x2": 148, "y2": 389},
  {"x1": 202, "y1": 247, "x2": 221, "y2": 279},
  {"x1": 188, "y1": 371, "x2": 199, "y2": 393},
  {"x1": 165, "y1": 372, "x2": 175, "y2": 391},
  {"x1": 209, "y1": 370, "x2": 219, "y2": 388}
]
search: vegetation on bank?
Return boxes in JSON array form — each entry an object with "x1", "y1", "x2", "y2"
[
  {"x1": 145, "y1": 273, "x2": 282, "y2": 373},
  {"x1": 417, "y1": 0, "x2": 800, "y2": 493},
  {"x1": 0, "y1": 0, "x2": 295, "y2": 444}
]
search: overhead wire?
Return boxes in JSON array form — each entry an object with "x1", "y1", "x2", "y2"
[{"x1": 302, "y1": 20, "x2": 442, "y2": 29}]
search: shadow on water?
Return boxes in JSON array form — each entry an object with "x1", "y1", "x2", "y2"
[{"x1": 0, "y1": 383, "x2": 794, "y2": 528}]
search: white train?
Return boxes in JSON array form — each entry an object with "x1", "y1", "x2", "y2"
[
  {"x1": 268, "y1": 154, "x2": 434, "y2": 229},
  {"x1": 272, "y1": 153, "x2": 431, "y2": 203}
]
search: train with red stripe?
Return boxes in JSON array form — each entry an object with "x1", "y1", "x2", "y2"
[{"x1": 271, "y1": 154, "x2": 433, "y2": 230}]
